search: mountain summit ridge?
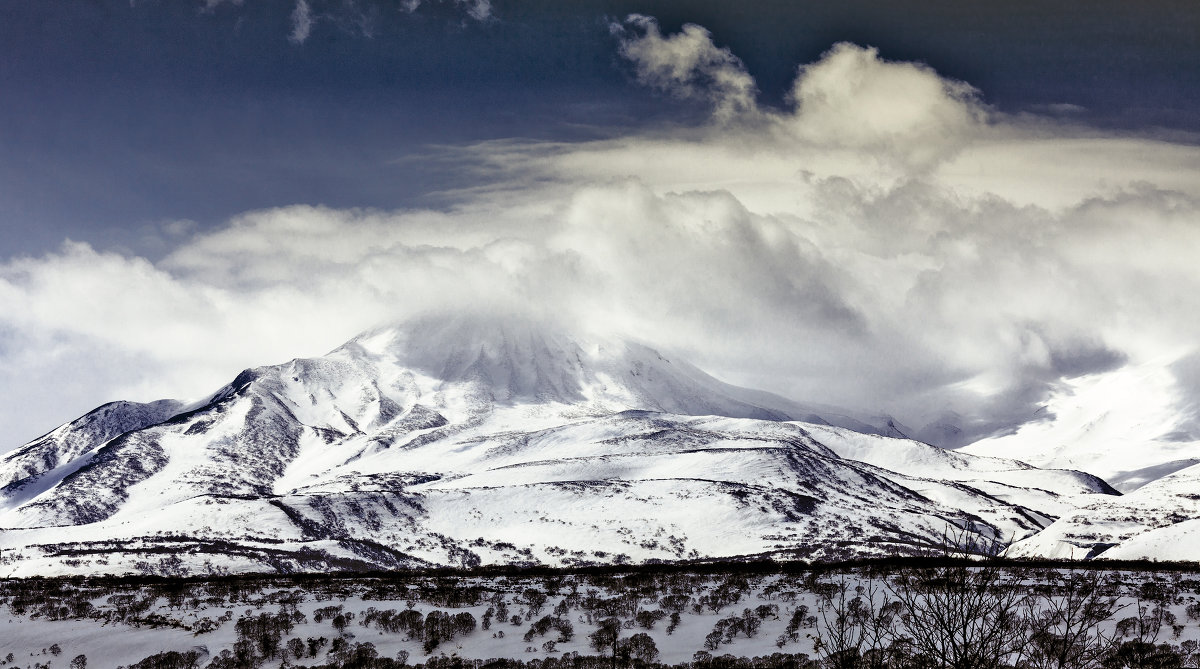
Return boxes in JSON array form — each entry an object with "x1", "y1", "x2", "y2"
[
  {"x1": 332, "y1": 312, "x2": 898, "y2": 431},
  {"x1": 0, "y1": 313, "x2": 1123, "y2": 576}
]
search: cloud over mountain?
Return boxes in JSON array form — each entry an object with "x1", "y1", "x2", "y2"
[{"x1": 2, "y1": 19, "x2": 1199, "y2": 453}]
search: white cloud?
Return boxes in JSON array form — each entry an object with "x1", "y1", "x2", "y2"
[
  {"x1": 1037, "y1": 103, "x2": 1088, "y2": 115},
  {"x1": 612, "y1": 20, "x2": 986, "y2": 171},
  {"x1": 200, "y1": 0, "x2": 496, "y2": 46},
  {"x1": 461, "y1": 0, "x2": 492, "y2": 21},
  {"x1": 613, "y1": 15, "x2": 758, "y2": 122},
  {"x1": 781, "y1": 42, "x2": 987, "y2": 170},
  {"x1": 289, "y1": 0, "x2": 314, "y2": 44},
  {"x1": 4, "y1": 21, "x2": 1200, "y2": 453},
  {"x1": 197, "y1": 0, "x2": 243, "y2": 12},
  {"x1": 400, "y1": 0, "x2": 493, "y2": 21}
]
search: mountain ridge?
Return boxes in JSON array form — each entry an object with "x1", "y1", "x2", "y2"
[{"x1": 0, "y1": 313, "x2": 1127, "y2": 576}]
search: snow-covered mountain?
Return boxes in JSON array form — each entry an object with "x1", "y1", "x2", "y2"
[
  {"x1": 0, "y1": 314, "x2": 1120, "y2": 575},
  {"x1": 1006, "y1": 461, "x2": 1200, "y2": 560},
  {"x1": 0, "y1": 398, "x2": 183, "y2": 493},
  {"x1": 941, "y1": 358, "x2": 1200, "y2": 561},
  {"x1": 961, "y1": 360, "x2": 1200, "y2": 493}
]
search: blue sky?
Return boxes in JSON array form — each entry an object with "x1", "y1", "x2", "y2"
[
  {"x1": 2, "y1": 0, "x2": 1200, "y2": 448},
  {"x1": 4, "y1": 1, "x2": 1197, "y2": 257}
]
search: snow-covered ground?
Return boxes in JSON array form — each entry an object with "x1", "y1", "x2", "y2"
[
  {"x1": 1, "y1": 567, "x2": 1197, "y2": 669},
  {"x1": 962, "y1": 359, "x2": 1200, "y2": 493},
  {"x1": 0, "y1": 313, "x2": 1195, "y2": 574}
]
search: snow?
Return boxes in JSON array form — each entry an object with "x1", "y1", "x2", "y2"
[
  {"x1": 4, "y1": 568, "x2": 1199, "y2": 668},
  {"x1": 961, "y1": 359, "x2": 1200, "y2": 492},
  {"x1": 0, "y1": 313, "x2": 1161, "y2": 576},
  {"x1": 1008, "y1": 460, "x2": 1200, "y2": 561}
]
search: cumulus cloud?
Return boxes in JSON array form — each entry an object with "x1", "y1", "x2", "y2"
[
  {"x1": 613, "y1": 18, "x2": 987, "y2": 171},
  {"x1": 4, "y1": 18, "x2": 1200, "y2": 453},
  {"x1": 613, "y1": 15, "x2": 758, "y2": 122},
  {"x1": 782, "y1": 42, "x2": 987, "y2": 170}
]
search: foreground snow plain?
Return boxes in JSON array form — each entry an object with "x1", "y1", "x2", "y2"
[{"x1": 3, "y1": 566, "x2": 1200, "y2": 669}]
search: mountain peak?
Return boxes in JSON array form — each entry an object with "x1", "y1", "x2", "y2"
[
  {"x1": 0, "y1": 311, "x2": 1127, "y2": 576},
  {"x1": 346, "y1": 312, "x2": 597, "y2": 405},
  {"x1": 334, "y1": 311, "x2": 836, "y2": 422}
]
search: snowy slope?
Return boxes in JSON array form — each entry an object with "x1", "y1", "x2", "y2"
[
  {"x1": 0, "y1": 314, "x2": 1121, "y2": 575},
  {"x1": 0, "y1": 399, "x2": 183, "y2": 496},
  {"x1": 960, "y1": 361, "x2": 1200, "y2": 492},
  {"x1": 1007, "y1": 460, "x2": 1200, "y2": 560},
  {"x1": 952, "y1": 358, "x2": 1200, "y2": 561}
]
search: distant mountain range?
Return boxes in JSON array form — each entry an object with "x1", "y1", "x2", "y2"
[{"x1": 1, "y1": 312, "x2": 1189, "y2": 576}]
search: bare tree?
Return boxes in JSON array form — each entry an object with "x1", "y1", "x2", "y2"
[
  {"x1": 812, "y1": 575, "x2": 866, "y2": 669},
  {"x1": 860, "y1": 581, "x2": 903, "y2": 669},
  {"x1": 1109, "y1": 580, "x2": 1181, "y2": 669},
  {"x1": 812, "y1": 575, "x2": 900, "y2": 669},
  {"x1": 1022, "y1": 571, "x2": 1122, "y2": 669},
  {"x1": 889, "y1": 561, "x2": 1029, "y2": 669}
]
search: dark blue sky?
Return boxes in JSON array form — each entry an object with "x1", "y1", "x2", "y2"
[{"x1": 2, "y1": 0, "x2": 1197, "y2": 258}]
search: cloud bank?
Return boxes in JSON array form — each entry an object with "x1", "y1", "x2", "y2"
[{"x1": 3, "y1": 17, "x2": 1200, "y2": 451}]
